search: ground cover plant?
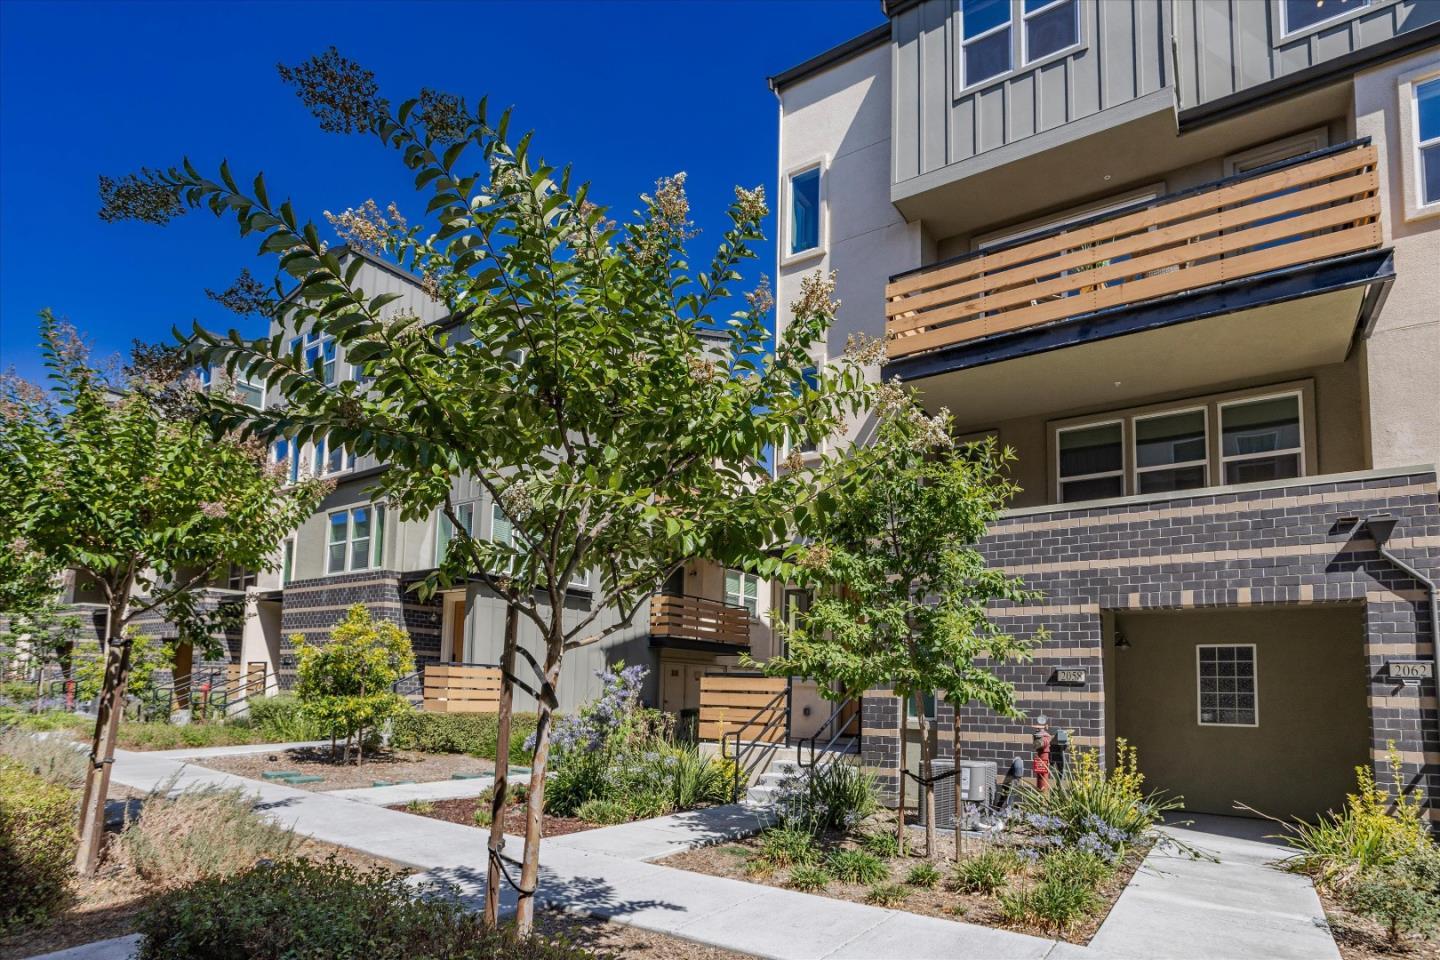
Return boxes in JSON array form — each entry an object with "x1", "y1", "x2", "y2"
[
  {"x1": 389, "y1": 709, "x2": 538, "y2": 765},
  {"x1": 0, "y1": 756, "x2": 78, "y2": 932}
]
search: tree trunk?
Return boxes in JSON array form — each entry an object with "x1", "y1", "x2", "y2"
[
  {"x1": 894, "y1": 691, "x2": 906, "y2": 857},
  {"x1": 483, "y1": 602, "x2": 520, "y2": 927},
  {"x1": 953, "y1": 736, "x2": 964, "y2": 863},
  {"x1": 75, "y1": 618, "x2": 133, "y2": 875},
  {"x1": 914, "y1": 691, "x2": 935, "y2": 860},
  {"x1": 514, "y1": 638, "x2": 563, "y2": 937}
]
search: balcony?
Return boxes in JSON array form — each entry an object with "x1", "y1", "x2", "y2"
[
  {"x1": 885, "y1": 141, "x2": 1387, "y2": 374},
  {"x1": 649, "y1": 594, "x2": 751, "y2": 654}
]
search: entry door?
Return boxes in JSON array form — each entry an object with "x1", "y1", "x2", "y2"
[
  {"x1": 660, "y1": 661, "x2": 713, "y2": 713},
  {"x1": 446, "y1": 597, "x2": 467, "y2": 663}
]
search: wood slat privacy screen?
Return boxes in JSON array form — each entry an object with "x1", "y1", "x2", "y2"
[
  {"x1": 423, "y1": 664, "x2": 502, "y2": 714},
  {"x1": 885, "y1": 143, "x2": 1382, "y2": 359},
  {"x1": 698, "y1": 674, "x2": 787, "y2": 743},
  {"x1": 650, "y1": 594, "x2": 750, "y2": 647}
]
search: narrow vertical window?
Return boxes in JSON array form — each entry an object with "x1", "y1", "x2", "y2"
[
  {"x1": 327, "y1": 511, "x2": 348, "y2": 574},
  {"x1": 350, "y1": 506, "x2": 372, "y2": 571},
  {"x1": 1023, "y1": 0, "x2": 1077, "y2": 62},
  {"x1": 725, "y1": 569, "x2": 759, "y2": 617},
  {"x1": 789, "y1": 167, "x2": 820, "y2": 255},
  {"x1": 1057, "y1": 421, "x2": 1124, "y2": 502},
  {"x1": 491, "y1": 501, "x2": 513, "y2": 547},
  {"x1": 372, "y1": 504, "x2": 386, "y2": 568},
  {"x1": 281, "y1": 539, "x2": 294, "y2": 586},
  {"x1": 1415, "y1": 76, "x2": 1440, "y2": 207},
  {"x1": 961, "y1": 0, "x2": 1013, "y2": 87}
]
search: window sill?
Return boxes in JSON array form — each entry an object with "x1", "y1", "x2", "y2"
[
  {"x1": 780, "y1": 245, "x2": 826, "y2": 269},
  {"x1": 954, "y1": 42, "x2": 1088, "y2": 101}
]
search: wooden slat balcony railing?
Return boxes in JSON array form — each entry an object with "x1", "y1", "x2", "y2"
[
  {"x1": 885, "y1": 140, "x2": 1382, "y2": 360},
  {"x1": 650, "y1": 594, "x2": 751, "y2": 649}
]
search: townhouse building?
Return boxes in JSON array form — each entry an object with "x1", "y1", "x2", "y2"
[{"x1": 771, "y1": 0, "x2": 1440, "y2": 823}]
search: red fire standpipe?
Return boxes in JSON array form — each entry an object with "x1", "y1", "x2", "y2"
[{"x1": 1032, "y1": 716, "x2": 1053, "y2": 792}]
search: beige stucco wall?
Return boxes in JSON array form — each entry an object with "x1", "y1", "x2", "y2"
[
  {"x1": 1111, "y1": 606, "x2": 1370, "y2": 821},
  {"x1": 1355, "y1": 47, "x2": 1440, "y2": 473}
]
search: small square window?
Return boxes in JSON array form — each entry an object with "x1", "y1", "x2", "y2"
[{"x1": 1197, "y1": 644, "x2": 1257, "y2": 726}]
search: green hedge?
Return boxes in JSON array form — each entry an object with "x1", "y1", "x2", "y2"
[
  {"x1": 389, "y1": 710, "x2": 537, "y2": 766},
  {"x1": 0, "y1": 759, "x2": 76, "y2": 932},
  {"x1": 137, "y1": 858, "x2": 593, "y2": 959}
]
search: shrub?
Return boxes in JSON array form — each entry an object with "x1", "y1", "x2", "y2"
[
  {"x1": 389, "y1": 710, "x2": 538, "y2": 765},
  {"x1": 999, "y1": 877, "x2": 1101, "y2": 932},
  {"x1": 759, "y1": 827, "x2": 819, "y2": 867},
  {"x1": 786, "y1": 864, "x2": 832, "y2": 891},
  {"x1": 1041, "y1": 847, "x2": 1114, "y2": 889},
  {"x1": 74, "y1": 632, "x2": 172, "y2": 706},
  {"x1": 1280, "y1": 748, "x2": 1432, "y2": 894},
  {"x1": 113, "y1": 719, "x2": 272, "y2": 751},
  {"x1": 1012, "y1": 739, "x2": 1174, "y2": 861},
  {"x1": 574, "y1": 798, "x2": 630, "y2": 825},
  {"x1": 407, "y1": 800, "x2": 436, "y2": 815},
  {"x1": 247, "y1": 695, "x2": 325, "y2": 742},
  {"x1": 112, "y1": 784, "x2": 297, "y2": 889},
  {"x1": 857, "y1": 829, "x2": 900, "y2": 858},
  {"x1": 905, "y1": 861, "x2": 943, "y2": 888},
  {"x1": 1346, "y1": 858, "x2": 1440, "y2": 946},
  {"x1": 473, "y1": 805, "x2": 492, "y2": 827},
  {"x1": 773, "y1": 761, "x2": 878, "y2": 835},
  {"x1": 0, "y1": 759, "x2": 76, "y2": 932},
  {"x1": 136, "y1": 858, "x2": 595, "y2": 959},
  {"x1": 827, "y1": 848, "x2": 888, "y2": 885},
  {"x1": 865, "y1": 882, "x2": 910, "y2": 907},
  {"x1": 0, "y1": 728, "x2": 86, "y2": 787},
  {"x1": 950, "y1": 847, "x2": 1020, "y2": 894},
  {"x1": 293, "y1": 606, "x2": 414, "y2": 763}
]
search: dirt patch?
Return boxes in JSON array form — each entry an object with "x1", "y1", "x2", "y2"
[
  {"x1": 1319, "y1": 888, "x2": 1440, "y2": 960},
  {"x1": 537, "y1": 909, "x2": 756, "y2": 959},
  {"x1": 0, "y1": 790, "x2": 409, "y2": 960},
  {"x1": 390, "y1": 795, "x2": 601, "y2": 837},
  {"x1": 195, "y1": 746, "x2": 494, "y2": 790},
  {"x1": 660, "y1": 820, "x2": 1149, "y2": 945}
]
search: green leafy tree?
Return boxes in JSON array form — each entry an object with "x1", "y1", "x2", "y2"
[
  {"x1": 99, "y1": 50, "x2": 876, "y2": 931},
  {"x1": 759, "y1": 392, "x2": 1045, "y2": 859},
  {"x1": 0, "y1": 314, "x2": 327, "y2": 873},
  {"x1": 293, "y1": 604, "x2": 415, "y2": 764},
  {"x1": 0, "y1": 596, "x2": 83, "y2": 709},
  {"x1": 74, "y1": 631, "x2": 173, "y2": 708}
]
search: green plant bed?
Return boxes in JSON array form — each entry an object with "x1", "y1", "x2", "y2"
[
  {"x1": 0, "y1": 759, "x2": 78, "y2": 933},
  {"x1": 389, "y1": 710, "x2": 537, "y2": 766}
]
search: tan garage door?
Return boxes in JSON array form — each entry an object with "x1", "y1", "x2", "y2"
[{"x1": 1112, "y1": 605, "x2": 1368, "y2": 823}]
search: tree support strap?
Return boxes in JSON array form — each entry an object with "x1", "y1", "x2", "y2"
[
  {"x1": 902, "y1": 767, "x2": 959, "y2": 787},
  {"x1": 487, "y1": 842, "x2": 534, "y2": 896}
]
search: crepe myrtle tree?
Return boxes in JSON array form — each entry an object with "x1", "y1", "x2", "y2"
[
  {"x1": 758, "y1": 387, "x2": 1046, "y2": 860},
  {"x1": 0, "y1": 313, "x2": 328, "y2": 874},
  {"x1": 98, "y1": 50, "x2": 878, "y2": 932}
]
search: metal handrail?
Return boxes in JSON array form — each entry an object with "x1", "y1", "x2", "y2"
[
  {"x1": 796, "y1": 697, "x2": 859, "y2": 770},
  {"x1": 726, "y1": 688, "x2": 789, "y2": 803}
]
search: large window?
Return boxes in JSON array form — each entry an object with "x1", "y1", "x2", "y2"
[
  {"x1": 788, "y1": 166, "x2": 821, "y2": 256},
  {"x1": 960, "y1": 0, "x2": 1079, "y2": 89},
  {"x1": 290, "y1": 331, "x2": 338, "y2": 385},
  {"x1": 1052, "y1": 384, "x2": 1310, "y2": 503},
  {"x1": 1220, "y1": 394, "x2": 1303, "y2": 484},
  {"x1": 1197, "y1": 644, "x2": 1257, "y2": 727},
  {"x1": 327, "y1": 505, "x2": 382, "y2": 574},
  {"x1": 725, "y1": 569, "x2": 760, "y2": 618},
  {"x1": 1057, "y1": 421, "x2": 1124, "y2": 503},
  {"x1": 960, "y1": 0, "x2": 1012, "y2": 87},
  {"x1": 1281, "y1": 0, "x2": 1368, "y2": 36},
  {"x1": 436, "y1": 501, "x2": 476, "y2": 565},
  {"x1": 1415, "y1": 76, "x2": 1440, "y2": 209}
]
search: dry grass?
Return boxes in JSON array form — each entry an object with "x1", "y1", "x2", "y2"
[{"x1": 0, "y1": 730, "x2": 86, "y2": 788}]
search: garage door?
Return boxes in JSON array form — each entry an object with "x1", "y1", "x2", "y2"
[{"x1": 1112, "y1": 605, "x2": 1368, "y2": 822}]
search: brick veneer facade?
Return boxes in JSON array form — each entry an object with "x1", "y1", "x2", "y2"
[
  {"x1": 278, "y1": 569, "x2": 442, "y2": 688},
  {"x1": 860, "y1": 467, "x2": 1440, "y2": 821}
]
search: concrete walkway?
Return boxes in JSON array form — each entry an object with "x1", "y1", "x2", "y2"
[
  {"x1": 24, "y1": 935, "x2": 140, "y2": 960},
  {"x1": 1088, "y1": 814, "x2": 1339, "y2": 960},
  {"x1": 64, "y1": 750, "x2": 1341, "y2": 960}
]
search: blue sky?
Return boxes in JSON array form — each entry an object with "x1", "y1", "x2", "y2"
[{"x1": 0, "y1": 0, "x2": 882, "y2": 383}]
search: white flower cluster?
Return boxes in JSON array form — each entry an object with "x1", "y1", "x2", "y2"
[
  {"x1": 746, "y1": 275, "x2": 774, "y2": 316},
  {"x1": 843, "y1": 332, "x2": 887, "y2": 366},
  {"x1": 323, "y1": 200, "x2": 406, "y2": 255},
  {"x1": 734, "y1": 184, "x2": 768, "y2": 223},
  {"x1": 790, "y1": 270, "x2": 840, "y2": 319}
]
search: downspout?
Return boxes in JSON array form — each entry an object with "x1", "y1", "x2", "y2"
[{"x1": 1358, "y1": 514, "x2": 1440, "y2": 767}]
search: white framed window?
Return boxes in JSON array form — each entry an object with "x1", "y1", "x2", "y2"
[
  {"x1": 1133, "y1": 408, "x2": 1208, "y2": 495},
  {"x1": 1219, "y1": 393, "x2": 1303, "y2": 485},
  {"x1": 725, "y1": 569, "x2": 760, "y2": 618},
  {"x1": 226, "y1": 564, "x2": 257, "y2": 592},
  {"x1": 322, "y1": 435, "x2": 356, "y2": 476},
  {"x1": 327, "y1": 505, "x2": 380, "y2": 573},
  {"x1": 490, "y1": 501, "x2": 514, "y2": 547},
  {"x1": 291, "y1": 330, "x2": 338, "y2": 385},
  {"x1": 1413, "y1": 75, "x2": 1440, "y2": 210},
  {"x1": 1021, "y1": 0, "x2": 1079, "y2": 65},
  {"x1": 1197, "y1": 644, "x2": 1258, "y2": 727},
  {"x1": 1280, "y1": 0, "x2": 1369, "y2": 38},
  {"x1": 281, "y1": 538, "x2": 295, "y2": 587},
  {"x1": 783, "y1": 160, "x2": 825, "y2": 262},
  {"x1": 1056, "y1": 421, "x2": 1125, "y2": 503},
  {"x1": 906, "y1": 691, "x2": 938, "y2": 720},
  {"x1": 570, "y1": 566, "x2": 591, "y2": 590},
  {"x1": 436, "y1": 501, "x2": 477, "y2": 565},
  {"x1": 959, "y1": 0, "x2": 1013, "y2": 88}
]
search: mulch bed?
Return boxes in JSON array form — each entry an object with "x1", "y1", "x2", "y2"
[
  {"x1": 195, "y1": 746, "x2": 494, "y2": 791},
  {"x1": 660, "y1": 816, "x2": 1150, "y2": 945},
  {"x1": 390, "y1": 795, "x2": 601, "y2": 837},
  {"x1": 1319, "y1": 888, "x2": 1440, "y2": 960},
  {"x1": 537, "y1": 909, "x2": 756, "y2": 959}
]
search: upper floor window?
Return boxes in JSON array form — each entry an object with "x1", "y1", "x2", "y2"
[
  {"x1": 290, "y1": 331, "x2": 337, "y2": 385},
  {"x1": 1281, "y1": 0, "x2": 1368, "y2": 36},
  {"x1": 1219, "y1": 394, "x2": 1302, "y2": 485},
  {"x1": 436, "y1": 500, "x2": 477, "y2": 565},
  {"x1": 788, "y1": 166, "x2": 821, "y2": 257},
  {"x1": 327, "y1": 504, "x2": 384, "y2": 573},
  {"x1": 226, "y1": 564, "x2": 257, "y2": 592},
  {"x1": 960, "y1": 0, "x2": 1080, "y2": 90},
  {"x1": 1134, "y1": 409, "x2": 1208, "y2": 494},
  {"x1": 1057, "y1": 421, "x2": 1124, "y2": 503},
  {"x1": 490, "y1": 501, "x2": 514, "y2": 547},
  {"x1": 725, "y1": 569, "x2": 760, "y2": 617},
  {"x1": 1415, "y1": 76, "x2": 1440, "y2": 209},
  {"x1": 322, "y1": 435, "x2": 356, "y2": 476},
  {"x1": 281, "y1": 538, "x2": 295, "y2": 587}
]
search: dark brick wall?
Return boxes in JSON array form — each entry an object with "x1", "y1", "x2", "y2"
[
  {"x1": 278, "y1": 570, "x2": 441, "y2": 689},
  {"x1": 859, "y1": 469, "x2": 1440, "y2": 822}
]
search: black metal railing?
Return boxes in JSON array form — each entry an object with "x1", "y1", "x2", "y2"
[
  {"x1": 726, "y1": 688, "x2": 790, "y2": 804},
  {"x1": 796, "y1": 698, "x2": 859, "y2": 771}
]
